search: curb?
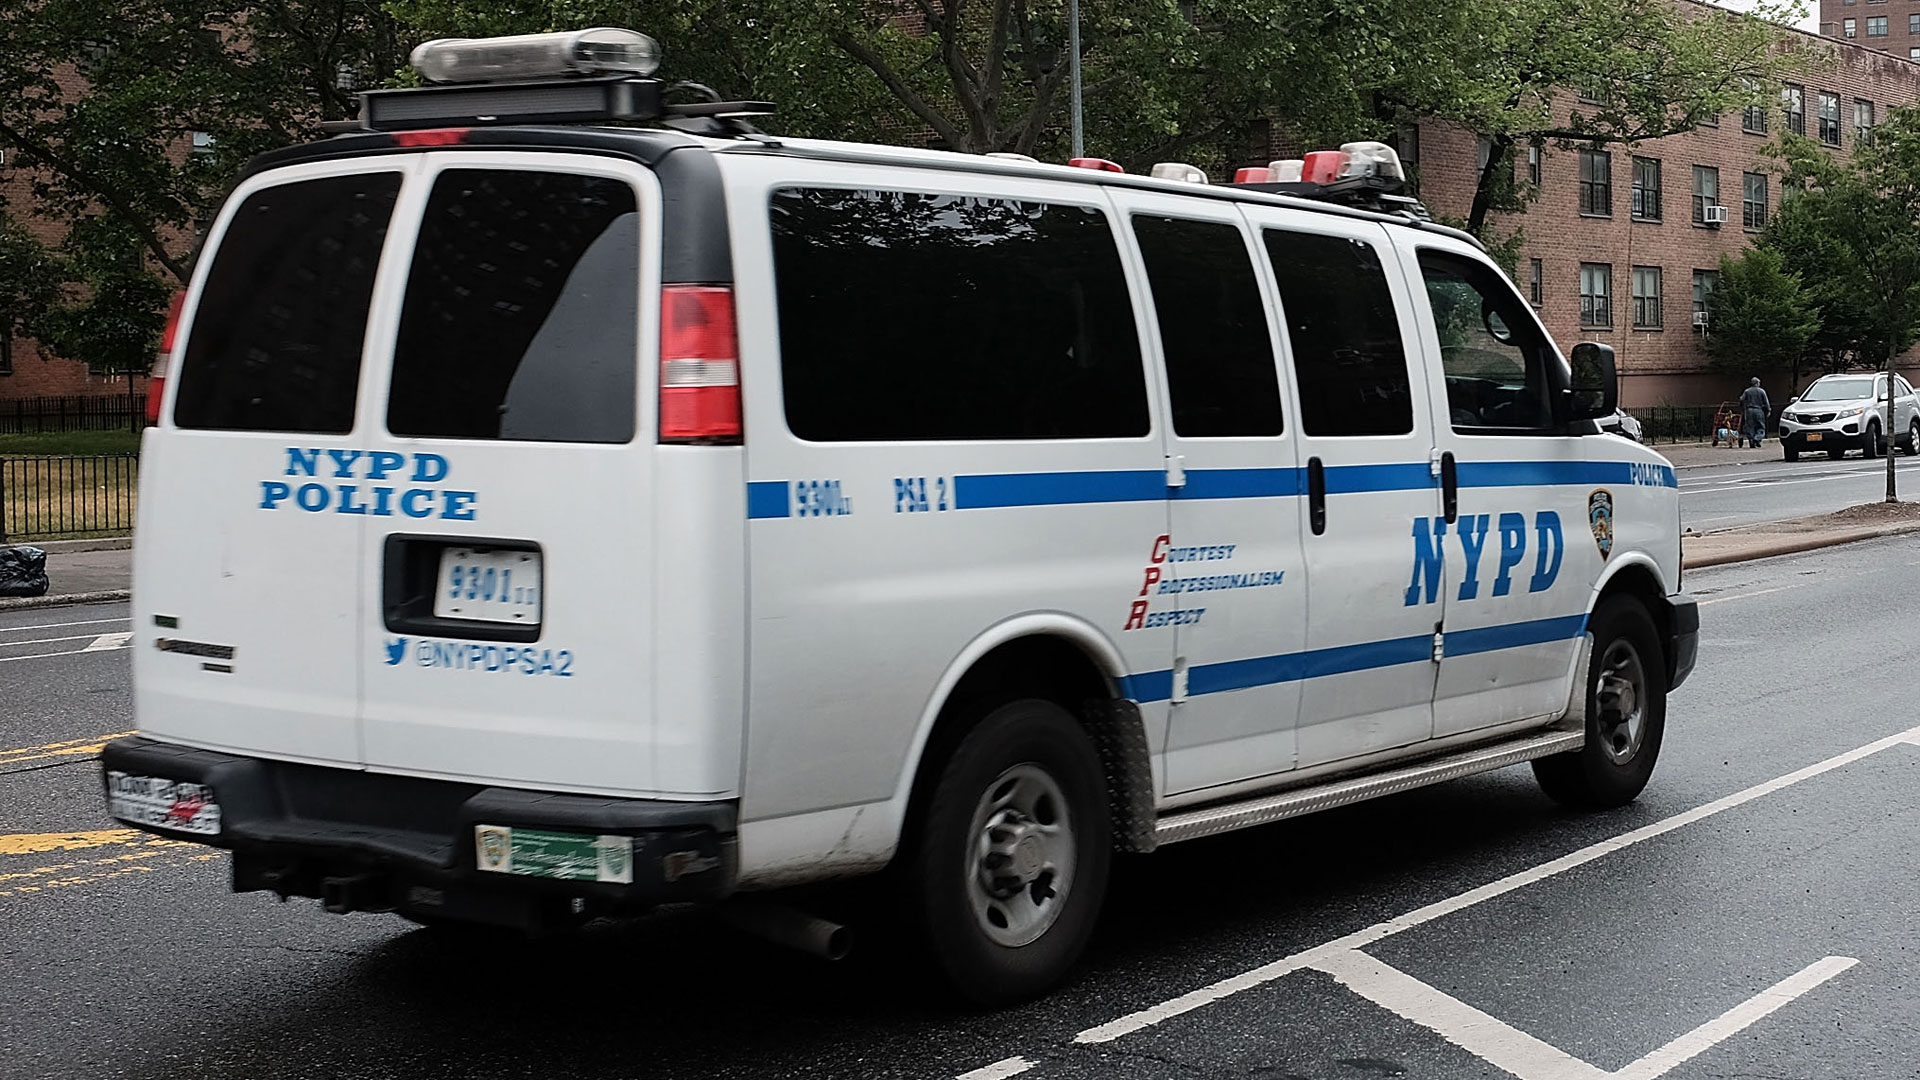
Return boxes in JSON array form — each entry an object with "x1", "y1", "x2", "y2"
[
  {"x1": 22, "y1": 537, "x2": 133, "y2": 554},
  {"x1": 0, "y1": 589, "x2": 132, "y2": 611},
  {"x1": 1682, "y1": 521, "x2": 1920, "y2": 570}
]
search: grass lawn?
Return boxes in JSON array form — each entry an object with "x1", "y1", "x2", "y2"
[{"x1": 0, "y1": 430, "x2": 143, "y2": 457}]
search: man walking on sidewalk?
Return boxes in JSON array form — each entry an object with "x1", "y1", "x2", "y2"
[{"x1": 1740, "y1": 377, "x2": 1771, "y2": 449}]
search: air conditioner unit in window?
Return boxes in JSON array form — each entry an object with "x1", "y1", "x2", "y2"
[
  {"x1": 1693, "y1": 311, "x2": 1711, "y2": 328},
  {"x1": 1703, "y1": 204, "x2": 1730, "y2": 225}
]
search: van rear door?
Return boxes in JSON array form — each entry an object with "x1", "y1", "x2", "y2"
[
  {"x1": 135, "y1": 160, "x2": 412, "y2": 764},
  {"x1": 355, "y1": 151, "x2": 667, "y2": 797}
]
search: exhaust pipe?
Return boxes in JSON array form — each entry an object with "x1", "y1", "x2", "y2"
[{"x1": 721, "y1": 901, "x2": 851, "y2": 961}]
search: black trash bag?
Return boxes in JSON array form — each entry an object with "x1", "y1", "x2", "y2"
[{"x1": 0, "y1": 545, "x2": 50, "y2": 598}]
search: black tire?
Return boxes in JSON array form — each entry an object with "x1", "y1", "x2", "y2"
[
  {"x1": 1905, "y1": 420, "x2": 1919, "y2": 455},
  {"x1": 1533, "y1": 598, "x2": 1666, "y2": 810},
  {"x1": 1864, "y1": 423, "x2": 1881, "y2": 459},
  {"x1": 908, "y1": 699, "x2": 1111, "y2": 1005},
  {"x1": 1783, "y1": 446, "x2": 1798, "y2": 462}
]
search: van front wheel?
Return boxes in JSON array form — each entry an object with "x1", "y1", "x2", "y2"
[
  {"x1": 1533, "y1": 598, "x2": 1666, "y2": 809},
  {"x1": 911, "y1": 699, "x2": 1111, "y2": 1005}
]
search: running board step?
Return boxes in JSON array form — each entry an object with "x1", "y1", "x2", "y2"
[{"x1": 1153, "y1": 728, "x2": 1585, "y2": 846}]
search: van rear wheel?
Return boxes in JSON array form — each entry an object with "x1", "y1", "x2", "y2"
[
  {"x1": 1533, "y1": 598, "x2": 1666, "y2": 810},
  {"x1": 910, "y1": 699, "x2": 1111, "y2": 1005}
]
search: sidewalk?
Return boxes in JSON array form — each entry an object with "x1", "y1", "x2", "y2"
[
  {"x1": 1652, "y1": 441, "x2": 1781, "y2": 470},
  {"x1": 1682, "y1": 500, "x2": 1920, "y2": 569},
  {"x1": 0, "y1": 539, "x2": 131, "y2": 610}
]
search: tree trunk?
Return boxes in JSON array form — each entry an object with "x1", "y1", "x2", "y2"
[{"x1": 1465, "y1": 133, "x2": 1515, "y2": 238}]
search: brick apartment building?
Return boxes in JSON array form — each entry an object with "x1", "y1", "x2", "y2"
[
  {"x1": 1411, "y1": 24, "x2": 1920, "y2": 406},
  {"x1": 1822, "y1": 0, "x2": 1920, "y2": 58}
]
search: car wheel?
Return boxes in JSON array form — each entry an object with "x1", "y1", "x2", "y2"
[
  {"x1": 909, "y1": 698, "x2": 1111, "y2": 1005},
  {"x1": 1533, "y1": 598, "x2": 1666, "y2": 810},
  {"x1": 1905, "y1": 419, "x2": 1919, "y2": 455},
  {"x1": 1784, "y1": 446, "x2": 1798, "y2": 462},
  {"x1": 1865, "y1": 422, "x2": 1881, "y2": 458}
]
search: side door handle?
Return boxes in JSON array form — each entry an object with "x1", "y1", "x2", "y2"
[
  {"x1": 1441, "y1": 451, "x2": 1458, "y2": 524},
  {"x1": 1307, "y1": 457, "x2": 1326, "y2": 536}
]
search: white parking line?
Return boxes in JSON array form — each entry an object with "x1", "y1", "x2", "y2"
[
  {"x1": 1698, "y1": 586, "x2": 1794, "y2": 606},
  {"x1": 0, "y1": 616, "x2": 130, "y2": 635},
  {"x1": 955, "y1": 1057, "x2": 1035, "y2": 1080},
  {"x1": 81, "y1": 632, "x2": 133, "y2": 652},
  {"x1": 0, "y1": 641, "x2": 131, "y2": 664},
  {"x1": 1611, "y1": 956, "x2": 1857, "y2": 1080},
  {"x1": 949, "y1": 723, "x2": 1920, "y2": 1079}
]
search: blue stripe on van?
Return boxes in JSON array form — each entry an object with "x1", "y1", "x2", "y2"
[
  {"x1": 1175, "y1": 467, "x2": 1302, "y2": 499},
  {"x1": 746, "y1": 481, "x2": 791, "y2": 519},
  {"x1": 1121, "y1": 613, "x2": 1589, "y2": 704},
  {"x1": 953, "y1": 470, "x2": 1167, "y2": 509},
  {"x1": 1320, "y1": 462, "x2": 1436, "y2": 495},
  {"x1": 1457, "y1": 460, "x2": 1676, "y2": 490}
]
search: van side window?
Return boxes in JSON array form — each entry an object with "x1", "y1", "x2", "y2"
[
  {"x1": 1262, "y1": 230, "x2": 1413, "y2": 437},
  {"x1": 770, "y1": 187, "x2": 1148, "y2": 441},
  {"x1": 173, "y1": 173, "x2": 401, "y2": 433},
  {"x1": 388, "y1": 170, "x2": 639, "y2": 443},
  {"x1": 1132, "y1": 216, "x2": 1283, "y2": 437},
  {"x1": 1416, "y1": 251, "x2": 1555, "y2": 432}
]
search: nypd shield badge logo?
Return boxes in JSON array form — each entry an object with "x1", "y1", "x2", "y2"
[
  {"x1": 475, "y1": 825, "x2": 511, "y2": 872},
  {"x1": 1588, "y1": 489, "x2": 1615, "y2": 559}
]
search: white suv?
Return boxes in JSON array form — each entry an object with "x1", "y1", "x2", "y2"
[{"x1": 1779, "y1": 372, "x2": 1920, "y2": 461}]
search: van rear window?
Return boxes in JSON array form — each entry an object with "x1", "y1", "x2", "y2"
[
  {"x1": 173, "y1": 172, "x2": 401, "y2": 433},
  {"x1": 387, "y1": 170, "x2": 639, "y2": 443},
  {"x1": 770, "y1": 187, "x2": 1148, "y2": 442}
]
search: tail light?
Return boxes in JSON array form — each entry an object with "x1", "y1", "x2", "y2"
[
  {"x1": 659, "y1": 285, "x2": 741, "y2": 443},
  {"x1": 147, "y1": 290, "x2": 186, "y2": 425}
]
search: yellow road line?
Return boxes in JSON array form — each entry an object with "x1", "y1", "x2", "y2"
[
  {"x1": 0, "y1": 850, "x2": 221, "y2": 898},
  {"x1": 0, "y1": 847, "x2": 177, "y2": 883},
  {"x1": 0, "y1": 731, "x2": 135, "y2": 767},
  {"x1": 0, "y1": 828, "x2": 147, "y2": 855}
]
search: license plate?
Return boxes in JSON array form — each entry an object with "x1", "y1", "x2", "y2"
[
  {"x1": 474, "y1": 825, "x2": 632, "y2": 883},
  {"x1": 1806, "y1": 431, "x2": 1823, "y2": 442},
  {"x1": 106, "y1": 772, "x2": 222, "y2": 835},
  {"x1": 435, "y1": 548, "x2": 541, "y2": 624}
]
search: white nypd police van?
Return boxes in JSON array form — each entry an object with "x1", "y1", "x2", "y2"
[{"x1": 104, "y1": 28, "x2": 1697, "y2": 1003}]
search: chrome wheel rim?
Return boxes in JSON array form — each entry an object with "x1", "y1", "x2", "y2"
[
  {"x1": 965, "y1": 763, "x2": 1076, "y2": 947},
  {"x1": 1594, "y1": 639, "x2": 1649, "y2": 765}
]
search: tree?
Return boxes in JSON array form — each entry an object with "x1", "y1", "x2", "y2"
[
  {"x1": 1387, "y1": 0, "x2": 1807, "y2": 238},
  {"x1": 0, "y1": 214, "x2": 62, "y2": 371},
  {"x1": 1771, "y1": 114, "x2": 1920, "y2": 500},
  {"x1": 1703, "y1": 247, "x2": 1818, "y2": 387}
]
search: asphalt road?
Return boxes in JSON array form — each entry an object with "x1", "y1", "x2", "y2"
[
  {"x1": 1679, "y1": 452, "x2": 1918, "y2": 533},
  {"x1": 5, "y1": 541, "x2": 1919, "y2": 1080}
]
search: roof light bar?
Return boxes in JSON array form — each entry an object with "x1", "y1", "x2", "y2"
[
  {"x1": 1339, "y1": 141, "x2": 1406, "y2": 181},
  {"x1": 410, "y1": 28, "x2": 661, "y2": 84},
  {"x1": 1150, "y1": 162, "x2": 1208, "y2": 184},
  {"x1": 1068, "y1": 157, "x2": 1124, "y2": 172}
]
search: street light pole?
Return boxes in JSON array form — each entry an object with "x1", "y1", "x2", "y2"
[
  {"x1": 1068, "y1": 0, "x2": 1084, "y2": 159},
  {"x1": 1886, "y1": 353, "x2": 1898, "y2": 502}
]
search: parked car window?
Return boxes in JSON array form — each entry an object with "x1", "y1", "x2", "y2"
[
  {"x1": 1802, "y1": 376, "x2": 1875, "y2": 401},
  {"x1": 1131, "y1": 215, "x2": 1283, "y2": 437}
]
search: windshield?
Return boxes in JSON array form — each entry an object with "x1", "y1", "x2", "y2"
[{"x1": 1803, "y1": 376, "x2": 1877, "y2": 402}]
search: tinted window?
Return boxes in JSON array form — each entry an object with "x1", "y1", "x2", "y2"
[
  {"x1": 1419, "y1": 251, "x2": 1557, "y2": 432},
  {"x1": 1262, "y1": 230, "x2": 1412, "y2": 437},
  {"x1": 1132, "y1": 216, "x2": 1282, "y2": 437},
  {"x1": 388, "y1": 170, "x2": 639, "y2": 443},
  {"x1": 174, "y1": 173, "x2": 401, "y2": 432},
  {"x1": 771, "y1": 187, "x2": 1147, "y2": 441}
]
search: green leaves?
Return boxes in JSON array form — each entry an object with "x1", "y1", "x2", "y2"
[{"x1": 1703, "y1": 247, "x2": 1818, "y2": 381}]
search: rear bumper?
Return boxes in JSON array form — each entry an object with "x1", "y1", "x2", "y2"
[
  {"x1": 100, "y1": 736, "x2": 736, "y2": 926},
  {"x1": 1666, "y1": 593, "x2": 1699, "y2": 691}
]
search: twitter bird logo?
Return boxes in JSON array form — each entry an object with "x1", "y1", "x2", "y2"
[{"x1": 384, "y1": 638, "x2": 408, "y2": 666}]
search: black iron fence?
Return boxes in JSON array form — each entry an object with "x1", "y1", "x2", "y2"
[
  {"x1": 1633, "y1": 405, "x2": 1777, "y2": 445},
  {"x1": 0, "y1": 454, "x2": 139, "y2": 541},
  {"x1": 0, "y1": 393, "x2": 147, "y2": 435}
]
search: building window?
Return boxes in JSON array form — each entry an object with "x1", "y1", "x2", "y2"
[
  {"x1": 1631, "y1": 267, "x2": 1663, "y2": 329},
  {"x1": 0, "y1": 336, "x2": 12, "y2": 376},
  {"x1": 1579, "y1": 149, "x2": 1612, "y2": 216},
  {"x1": 1845, "y1": 17, "x2": 1857, "y2": 35},
  {"x1": 1909, "y1": 13, "x2": 1918, "y2": 32},
  {"x1": 190, "y1": 131, "x2": 215, "y2": 154},
  {"x1": 1911, "y1": 47, "x2": 1920, "y2": 60},
  {"x1": 1631, "y1": 157, "x2": 1662, "y2": 220},
  {"x1": 1858, "y1": 99, "x2": 1876, "y2": 144},
  {"x1": 1868, "y1": 15, "x2": 1889, "y2": 35},
  {"x1": 1391, "y1": 126, "x2": 1419, "y2": 167},
  {"x1": 1818, "y1": 92, "x2": 1842, "y2": 146},
  {"x1": 1782, "y1": 84, "x2": 1804, "y2": 135},
  {"x1": 1527, "y1": 143, "x2": 1542, "y2": 186},
  {"x1": 1580, "y1": 263, "x2": 1612, "y2": 328},
  {"x1": 1693, "y1": 270, "x2": 1719, "y2": 332},
  {"x1": 1743, "y1": 171, "x2": 1769, "y2": 230},
  {"x1": 1692, "y1": 165, "x2": 1720, "y2": 224},
  {"x1": 1743, "y1": 80, "x2": 1769, "y2": 134},
  {"x1": 1529, "y1": 258, "x2": 1543, "y2": 305}
]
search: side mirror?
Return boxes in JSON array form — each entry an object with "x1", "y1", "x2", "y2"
[
  {"x1": 1563, "y1": 342, "x2": 1618, "y2": 423},
  {"x1": 1790, "y1": 396, "x2": 1800, "y2": 404}
]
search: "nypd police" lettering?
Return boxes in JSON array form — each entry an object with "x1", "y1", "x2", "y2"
[{"x1": 259, "y1": 448, "x2": 477, "y2": 521}]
